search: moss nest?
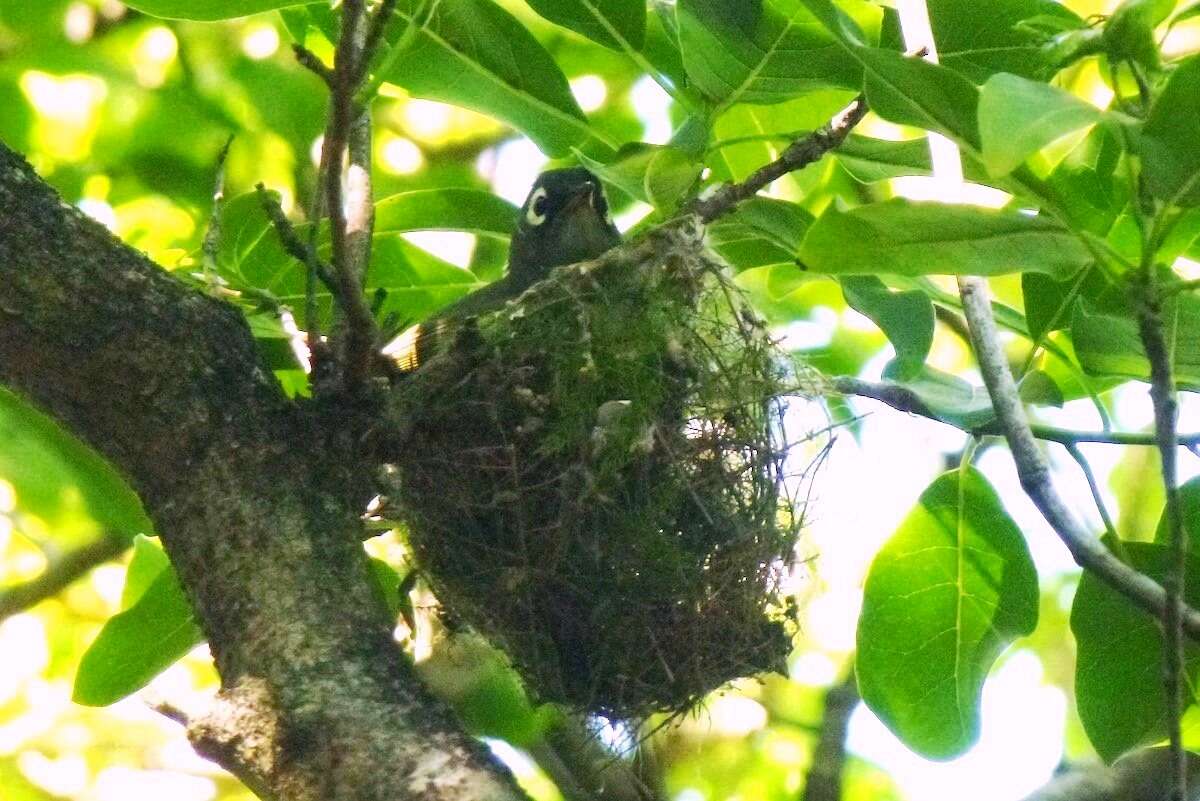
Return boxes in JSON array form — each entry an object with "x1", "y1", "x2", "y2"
[{"x1": 389, "y1": 220, "x2": 808, "y2": 721}]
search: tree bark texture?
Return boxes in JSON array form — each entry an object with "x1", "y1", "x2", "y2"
[{"x1": 0, "y1": 142, "x2": 524, "y2": 801}]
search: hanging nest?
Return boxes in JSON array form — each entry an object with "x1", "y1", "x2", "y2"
[{"x1": 387, "y1": 219, "x2": 812, "y2": 721}]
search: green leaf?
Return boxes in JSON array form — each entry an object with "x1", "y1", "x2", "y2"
[
  {"x1": 978, "y1": 73, "x2": 1102, "y2": 177},
  {"x1": 857, "y1": 467, "x2": 1039, "y2": 759},
  {"x1": 840, "y1": 276, "x2": 933, "y2": 378},
  {"x1": 1103, "y1": 0, "x2": 1174, "y2": 69},
  {"x1": 577, "y1": 144, "x2": 700, "y2": 210},
  {"x1": 677, "y1": 0, "x2": 861, "y2": 108},
  {"x1": 122, "y1": 535, "x2": 172, "y2": 608},
  {"x1": 0, "y1": 388, "x2": 151, "y2": 536},
  {"x1": 927, "y1": 0, "x2": 1085, "y2": 81},
  {"x1": 883, "y1": 365, "x2": 997, "y2": 428},
  {"x1": 1017, "y1": 369, "x2": 1064, "y2": 407},
  {"x1": 1073, "y1": 542, "x2": 1200, "y2": 762},
  {"x1": 1156, "y1": 477, "x2": 1200, "y2": 548},
  {"x1": 708, "y1": 198, "x2": 814, "y2": 271},
  {"x1": 857, "y1": 47, "x2": 981, "y2": 149},
  {"x1": 74, "y1": 561, "x2": 203, "y2": 706},
  {"x1": 1140, "y1": 54, "x2": 1200, "y2": 208},
  {"x1": 373, "y1": 189, "x2": 519, "y2": 240},
  {"x1": 798, "y1": 199, "x2": 1093, "y2": 278},
  {"x1": 1072, "y1": 295, "x2": 1200, "y2": 388},
  {"x1": 381, "y1": 0, "x2": 592, "y2": 157},
  {"x1": 120, "y1": 0, "x2": 312, "y2": 20},
  {"x1": 523, "y1": 0, "x2": 645, "y2": 52}
]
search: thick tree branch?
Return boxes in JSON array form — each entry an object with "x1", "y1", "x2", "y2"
[
  {"x1": 0, "y1": 143, "x2": 523, "y2": 801},
  {"x1": 0, "y1": 533, "x2": 129, "y2": 621},
  {"x1": 954, "y1": 275, "x2": 1200, "y2": 640}
]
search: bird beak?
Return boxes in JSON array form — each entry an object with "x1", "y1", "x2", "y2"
[{"x1": 562, "y1": 181, "x2": 597, "y2": 215}]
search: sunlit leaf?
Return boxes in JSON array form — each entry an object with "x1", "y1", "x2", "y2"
[
  {"x1": 523, "y1": 0, "x2": 645, "y2": 52},
  {"x1": 857, "y1": 467, "x2": 1038, "y2": 759},
  {"x1": 798, "y1": 200, "x2": 1092, "y2": 278},
  {"x1": 0, "y1": 388, "x2": 151, "y2": 536},
  {"x1": 978, "y1": 73, "x2": 1102, "y2": 177},
  {"x1": 381, "y1": 0, "x2": 593, "y2": 156},
  {"x1": 677, "y1": 0, "x2": 860, "y2": 108},
  {"x1": 74, "y1": 560, "x2": 203, "y2": 706},
  {"x1": 120, "y1": 0, "x2": 312, "y2": 20}
]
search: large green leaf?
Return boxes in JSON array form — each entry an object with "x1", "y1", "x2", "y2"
[
  {"x1": 840, "y1": 276, "x2": 933, "y2": 378},
  {"x1": 677, "y1": 0, "x2": 860, "y2": 108},
  {"x1": 798, "y1": 199, "x2": 1093, "y2": 278},
  {"x1": 0, "y1": 388, "x2": 151, "y2": 536},
  {"x1": 1140, "y1": 54, "x2": 1200, "y2": 208},
  {"x1": 856, "y1": 47, "x2": 981, "y2": 150},
  {"x1": 926, "y1": 0, "x2": 1084, "y2": 82},
  {"x1": 120, "y1": 0, "x2": 312, "y2": 20},
  {"x1": 882, "y1": 365, "x2": 997, "y2": 428},
  {"x1": 1073, "y1": 542, "x2": 1200, "y2": 762},
  {"x1": 857, "y1": 467, "x2": 1039, "y2": 759},
  {"x1": 74, "y1": 548, "x2": 203, "y2": 707},
  {"x1": 381, "y1": 0, "x2": 592, "y2": 156},
  {"x1": 978, "y1": 73, "x2": 1103, "y2": 177},
  {"x1": 1072, "y1": 295, "x2": 1200, "y2": 388},
  {"x1": 708, "y1": 198, "x2": 814, "y2": 271},
  {"x1": 524, "y1": 0, "x2": 645, "y2": 52},
  {"x1": 794, "y1": 2, "x2": 983, "y2": 148}
]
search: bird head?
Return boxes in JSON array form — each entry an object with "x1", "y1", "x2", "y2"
[{"x1": 507, "y1": 167, "x2": 621, "y2": 287}]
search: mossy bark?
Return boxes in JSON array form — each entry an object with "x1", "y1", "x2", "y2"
[{"x1": 0, "y1": 142, "x2": 524, "y2": 801}]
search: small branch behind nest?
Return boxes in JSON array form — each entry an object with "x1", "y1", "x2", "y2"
[{"x1": 686, "y1": 95, "x2": 868, "y2": 224}]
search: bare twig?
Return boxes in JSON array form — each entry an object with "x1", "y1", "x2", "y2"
[
  {"x1": 0, "y1": 533, "x2": 129, "y2": 621},
  {"x1": 954, "y1": 275, "x2": 1200, "y2": 640},
  {"x1": 361, "y1": 0, "x2": 399, "y2": 78},
  {"x1": 801, "y1": 669, "x2": 859, "y2": 801},
  {"x1": 1133, "y1": 265, "x2": 1188, "y2": 801},
  {"x1": 1063, "y1": 442, "x2": 1118, "y2": 542},
  {"x1": 254, "y1": 184, "x2": 335, "y2": 291},
  {"x1": 687, "y1": 96, "x2": 868, "y2": 223},
  {"x1": 830, "y1": 376, "x2": 1200, "y2": 448},
  {"x1": 292, "y1": 43, "x2": 334, "y2": 85},
  {"x1": 201, "y1": 135, "x2": 234, "y2": 287}
]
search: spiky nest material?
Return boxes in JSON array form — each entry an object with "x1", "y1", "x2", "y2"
[{"x1": 390, "y1": 219, "x2": 806, "y2": 721}]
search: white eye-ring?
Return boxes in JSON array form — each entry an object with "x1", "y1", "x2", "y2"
[{"x1": 526, "y1": 186, "x2": 548, "y2": 225}]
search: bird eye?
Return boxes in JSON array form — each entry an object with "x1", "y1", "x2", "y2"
[{"x1": 526, "y1": 187, "x2": 548, "y2": 226}]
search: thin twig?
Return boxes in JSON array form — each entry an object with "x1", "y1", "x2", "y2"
[
  {"x1": 1133, "y1": 265, "x2": 1188, "y2": 801},
  {"x1": 361, "y1": 0, "x2": 399, "y2": 79},
  {"x1": 293, "y1": 44, "x2": 334, "y2": 85},
  {"x1": 830, "y1": 376, "x2": 1200, "y2": 447},
  {"x1": 954, "y1": 275, "x2": 1200, "y2": 640},
  {"x1": 0, "y1": 534, "x2": 130, "y2": 621},
  {"x1": 1063, "y1": 442, "x2": 1123, "y2": 559},
  {"x1": 801, "y1": 668, "x2": 859, "y2": 801},
  {"x1": 687, "y1": 95, "x2": 868, "y2": 223},
  {"x1": 254, "y1": 184, "x2": 336, "y2": 290},
  {"x1": 201, "y1": 134, "x2": 234, "y2": 287}
]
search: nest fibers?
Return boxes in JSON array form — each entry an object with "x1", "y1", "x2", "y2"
[{"x1": 388, "y1": 219, "x2": 814, "y2": 721}]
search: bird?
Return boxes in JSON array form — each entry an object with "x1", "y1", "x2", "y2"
[{"x1": 387, "y1": 166, "x2": 622, "y2": 371}]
